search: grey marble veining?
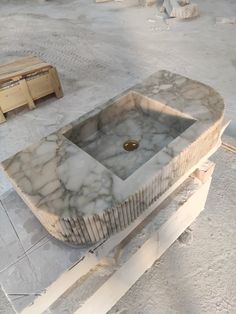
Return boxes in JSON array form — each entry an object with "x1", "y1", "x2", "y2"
[
  {"x1": 0, "y1": 70, "x2": 225, "y2": 245},
  {"x1": 65, "y1": 92, "x2": 195, "y2": 180}
]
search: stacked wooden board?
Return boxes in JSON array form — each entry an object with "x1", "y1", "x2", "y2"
[{"x1": 0, "y1": 56, "x2": 63, "y2": 123}]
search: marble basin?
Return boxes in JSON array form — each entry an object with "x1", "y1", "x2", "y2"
[
  {"x1": 64, "y1": 92, "x2": 195, "y2": 180},
  {"x1": 0, "y1": 71, "x2": 225, "y2": 245}
]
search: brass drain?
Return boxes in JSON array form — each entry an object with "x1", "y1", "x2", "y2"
[{"x1": 123, "y1": 139, "x2": 139, "y2": 152}]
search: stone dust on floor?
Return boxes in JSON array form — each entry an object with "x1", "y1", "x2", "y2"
[
  {"x1": 0, "y1": 0, "x2": 236, "y2": 313},
  {"x1": 108, "y1": 142, "x2": 236, "y2": 314}
]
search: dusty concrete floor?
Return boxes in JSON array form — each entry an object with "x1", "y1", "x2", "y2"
[
  {"x1": 109, "y1": 144, "x2": 236, "y2": 314},
  {"x1": 0, "y1": 0, "x2": 236, "y2": 313}
]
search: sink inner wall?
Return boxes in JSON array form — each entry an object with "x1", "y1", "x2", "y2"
[{"x1": 64, "y1": 92, "x2": 195, "y2": 180}]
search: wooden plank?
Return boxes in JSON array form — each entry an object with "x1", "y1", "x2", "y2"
[
  {"x1": 74, "y1": 178, "x2": 211, "y2": 314},
  {"x1": 222, "y1": 142, "x2": 236, "y2": 154},
  {"x1": 48, "y1": 68, "x2": 64, "y2": 98},
  {"x1": 0, "y1": 63, "x2": 52, "y2": 84},
  {"x1": 0, "y1": 57, "x2": 47, "y2": 73},
  {"x1": 0, "y1": 108, "x2": 6, "y2": 123},
  {"x1": 192, "y1": 160, "x2": 215, "y2": 183},
  {"x1": 19, "y1": 79, "x2": 35, "y2": 110},
  {"x1": 0, "y1": 84, "x2": 27, "y2": 113},
  {"x1": 0, "y1": 56, "x2": 40, "y2": 74},
  {"x1": 27, "y1": 73, "x2": 54, "y2": 100}
]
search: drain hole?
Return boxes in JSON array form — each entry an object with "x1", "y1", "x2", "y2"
[{"x1": 123, "y1": 139, "x2": 139, "y2": 152}]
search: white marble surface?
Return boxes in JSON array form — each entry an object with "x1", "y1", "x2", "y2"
[
  {"x1": 0, "y1": 70, "x2": 224, "y2": 245},
  {"x1": 0, "y1": 1, "x2": 234, "y2": 312},
  {"x1": 66, "y1": 92, "x2": 194, "y2": 180}
]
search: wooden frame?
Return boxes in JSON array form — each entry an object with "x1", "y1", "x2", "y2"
[{"x1": 0, "y1": 56, "x2": 63, "y2": 123}]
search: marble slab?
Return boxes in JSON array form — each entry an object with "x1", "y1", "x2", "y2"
[{"x1": 0, "y1": 70, "x2": 225, "y2": 245}]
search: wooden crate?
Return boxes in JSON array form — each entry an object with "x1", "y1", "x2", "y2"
[{"x1": 0, "y1": 56, "x2": 63, "y2": 123}]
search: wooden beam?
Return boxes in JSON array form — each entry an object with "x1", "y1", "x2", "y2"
[
  {"x1": 19, "y1": 79, "x2": 35, "y2": 110},
  {"x1": 75, "y1": 178, "x2": 211, "y2": 314},
  {"x1": 0, "y1": 56, "x2": 51, "y2": 84},
  {"x1": 0, "y1": 109, "x2": 6, "y2": 123},
  {"x1": 192, "y1": 160, "x2": 215, "y2": 183},
  {"x1": 49, "y1": 68, "x2": 63, "y2": 98}
]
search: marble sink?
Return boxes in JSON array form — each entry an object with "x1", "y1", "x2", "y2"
[
  {"x1": 0, "y1": 71, "x2": 225, "y2": 245},
  {"x1": 64, "y1": 92, "x2": 195, "y2": 180}
]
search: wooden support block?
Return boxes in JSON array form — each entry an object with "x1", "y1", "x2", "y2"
[
  {"x1": 19, "y1": 79, "x2": 35, "y2": 109},
  {"x1": 49, "y1": 67, "x2": 64, "y2": 98},
  {"x1": 74, "y1": 178, "x2": 212, "y2": 314},
  {"x1": 192, "y1": 160, "x2": 215, "y2": 183},
  {"x1": 0, "y1": 108, "x2": 6, "y2": 123}
]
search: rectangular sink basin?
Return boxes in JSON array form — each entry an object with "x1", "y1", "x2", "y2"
[
  {"x1": 0, "y1": 70, "x2": 225, "y2": 246},
  {"x1": 64, "y1": 92, "x2": 195, "y2": 180}
]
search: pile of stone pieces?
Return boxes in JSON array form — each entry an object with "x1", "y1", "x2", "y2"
[
  {"x1": 141, "y1": 0, "x2": 200, "y2": 18},
  {"x1": 160, "y1": 0, "x2": 199, "y2": 19},
  {"x1": 95, "y1": 0, "x2": 199, "y2": 19},
  {"x1": 95, "y1": 0, "x2": 157, "y2": 4}
]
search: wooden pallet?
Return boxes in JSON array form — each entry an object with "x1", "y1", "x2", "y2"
[{"x1": 0, "y1": 56, "x2": 63, "y2": 123}]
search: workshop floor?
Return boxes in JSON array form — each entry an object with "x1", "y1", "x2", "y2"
[{"x1": 0, "y1": 0, "x2": 236, "y2": 313}]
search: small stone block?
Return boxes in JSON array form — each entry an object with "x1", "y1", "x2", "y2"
[{"x1": 192, "y1": 160, "x2": 215, "y2": 183}]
